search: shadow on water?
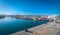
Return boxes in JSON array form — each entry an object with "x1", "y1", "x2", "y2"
[{"x1": 0, "y1": 17, "x2": 48, "y2": 35}]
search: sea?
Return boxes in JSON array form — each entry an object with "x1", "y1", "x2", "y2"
[{"x1": 0, "y1": 17, "x2": 48, "y2": 35}]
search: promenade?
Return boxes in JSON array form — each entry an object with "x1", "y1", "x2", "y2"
[{"x1": 10, "y1": 20, "x2": 60, "y2": 35}]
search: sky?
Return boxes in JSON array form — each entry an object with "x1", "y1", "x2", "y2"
[{"x1": 0, "y1": 0, "x2": 60, "y2": 15}]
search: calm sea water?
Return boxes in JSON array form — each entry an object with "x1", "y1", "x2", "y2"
[{"x1": 0, "y1": 17, "x2": 48, "y2": 35}]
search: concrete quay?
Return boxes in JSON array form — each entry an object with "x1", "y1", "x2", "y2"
[{"x1": 10, "y1": 20, "x2": 60, "y2": 35}]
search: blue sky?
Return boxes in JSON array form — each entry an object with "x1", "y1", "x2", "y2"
[{"x1": 0, "y1": 0, "x2": 60, "y2": 15}]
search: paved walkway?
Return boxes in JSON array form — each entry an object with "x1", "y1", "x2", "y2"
[{"x1": 10, "y1": 21, "x2": 60, "y2": 35}]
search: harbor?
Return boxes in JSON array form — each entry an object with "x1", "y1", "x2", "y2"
[
  {"x1": 0, "y1": 16, "x2": 48, "y2": 35},
  {"x1": 0, "y1": 0, "x2": 60, "y2": 35},
  {"x1": 10, "y1": 15, "x2": 60, "y2": 35},
  {"x1": 0, "y1": 15, "x2": 60, "y2": 35}
]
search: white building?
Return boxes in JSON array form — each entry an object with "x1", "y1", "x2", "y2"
[{"x1": 48, "y1": 15, "x2": 58, "y2": 22}]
